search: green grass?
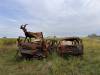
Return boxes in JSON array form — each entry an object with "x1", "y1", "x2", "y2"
[{"x1": 0, "y1": 38, "x2": 100, "y2": 75}]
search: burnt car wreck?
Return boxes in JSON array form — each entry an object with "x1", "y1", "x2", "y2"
[
  {"x1": 16, "y1": 24, "x2": 50, "y2": 60},
  {"x1": 17, "y1": 37, "x2": 48, "y2": 60},
  {"x1": 57, "y1": 37, "x2": 83, "y2": 56},
  {"x1": 16, "y1": 24, "x2": 84, "y2": 60}
]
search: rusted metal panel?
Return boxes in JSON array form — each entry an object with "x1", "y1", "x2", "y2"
[
  {"x1": 17, "y1": 36, "x2": 50, "y2": 59},
  {"x1": 57, "y1": 37, "x2": 83, "y2": 56}
]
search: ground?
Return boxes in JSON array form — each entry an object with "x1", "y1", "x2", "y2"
[{"x1": 0, "y1": 38, "x2": 100, "y2": 75}]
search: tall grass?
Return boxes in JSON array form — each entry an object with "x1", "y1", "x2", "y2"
[
  {"x1": 0, "y1": 38, "x2": 100, "y2": 75},
  {"x1": 0, "y1": 38, "x2": 16, "y2": 45}
]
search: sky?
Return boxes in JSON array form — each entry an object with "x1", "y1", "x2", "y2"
[{"x1": 0, "y1": 0, "x2": 100, "y2": 38}]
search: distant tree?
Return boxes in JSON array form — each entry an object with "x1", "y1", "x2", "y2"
[
  {"x1": 88, "y1": 33, "x2": 98, "y2": 38},
  {"x1": 2, "y1": 36, "x2": 7, "y2": 38}
]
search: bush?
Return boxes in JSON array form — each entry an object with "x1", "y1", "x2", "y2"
[{"x1": 0, "y1": 38, "x2": 16, "y2": 45}]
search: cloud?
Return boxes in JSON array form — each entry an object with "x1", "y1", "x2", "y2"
[{"x1": 0, "y1": 0, "x2": 100, "y2": 37}]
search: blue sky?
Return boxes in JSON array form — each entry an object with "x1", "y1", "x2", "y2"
[{"x1": 0, "y1": 0, "x2": 100, "y2": 37}]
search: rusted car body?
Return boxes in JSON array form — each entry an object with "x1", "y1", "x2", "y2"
[
  {"x1": 17, "y1": 33, "x2": 49, "y2": 60},
  {"x1": 57, "y1": 37, "x2": 83, "y2": 56}
]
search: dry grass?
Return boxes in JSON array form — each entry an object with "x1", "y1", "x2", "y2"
[{"x1": 0, "y1": 38, "x2": 100, "y2": 75}]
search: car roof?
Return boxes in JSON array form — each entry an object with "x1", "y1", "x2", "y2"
[{"x1": 61, "y1": 37, "x2": 82, "y2": 41}]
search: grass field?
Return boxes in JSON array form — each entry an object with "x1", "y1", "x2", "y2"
[{"x1": 0, "y1": 38, "x2": 100, "y2": 75}]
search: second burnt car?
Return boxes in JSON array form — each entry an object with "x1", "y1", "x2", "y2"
[{"x1": 57, "y1": 37, "x2": 83, "y2": 56}]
